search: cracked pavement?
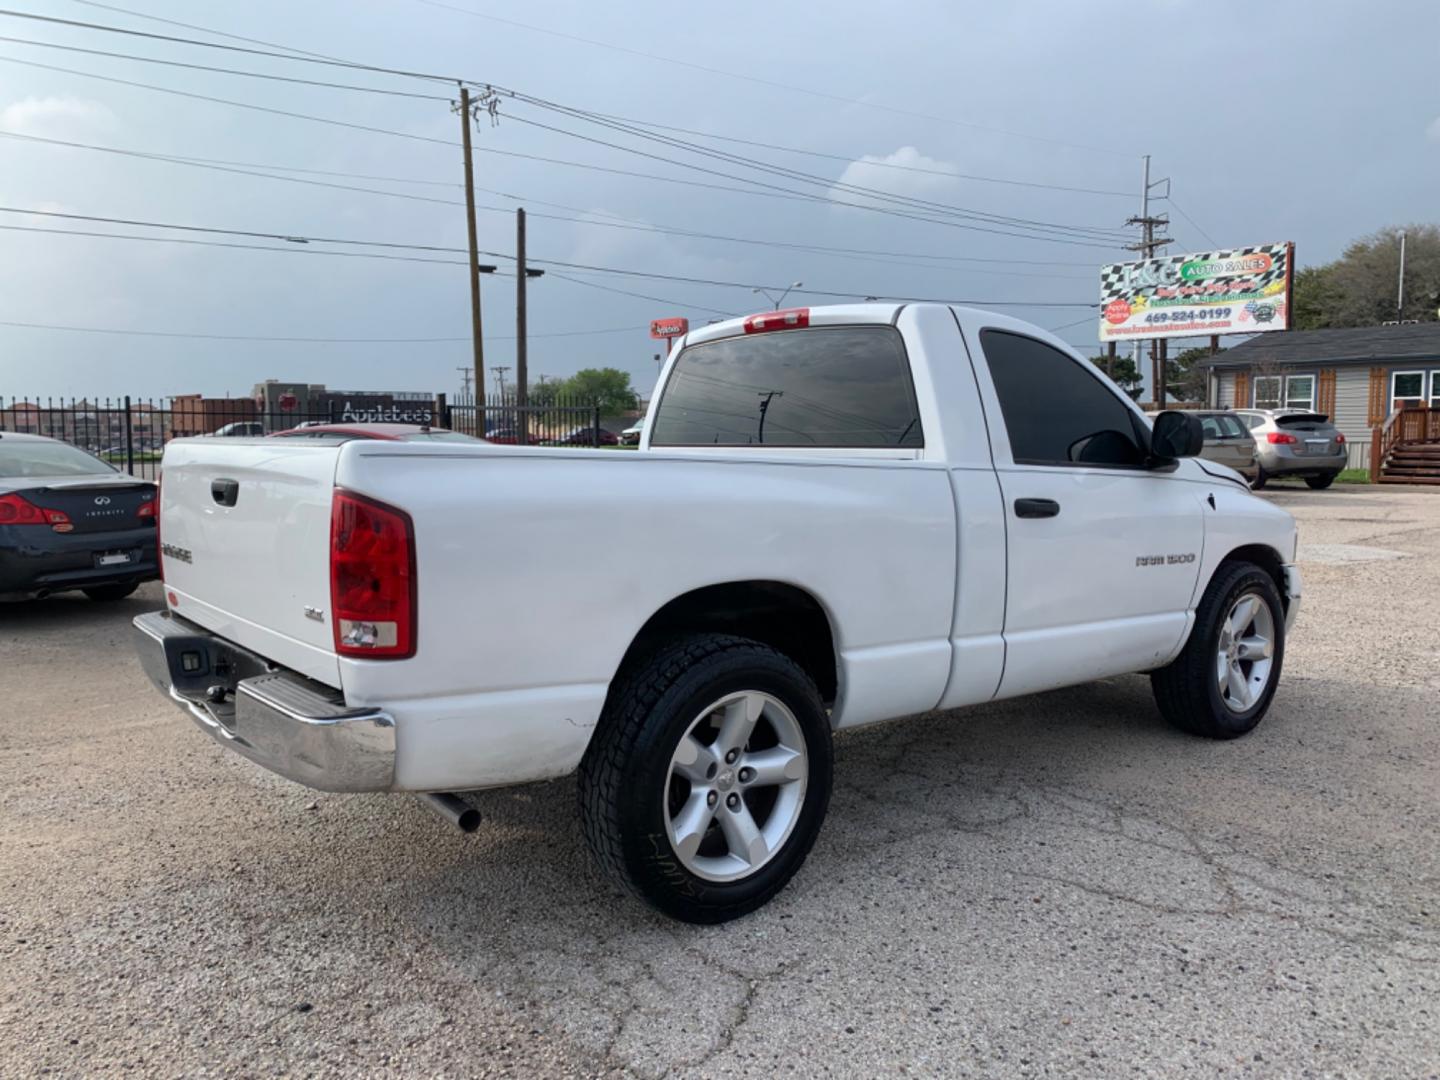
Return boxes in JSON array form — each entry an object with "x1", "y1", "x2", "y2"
[{"x1": 2, "y1": 484, "x2": 1438, "y2": 1076}]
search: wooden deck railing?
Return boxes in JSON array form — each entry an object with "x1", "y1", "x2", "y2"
[{"x1": 1370, "y1": 404, "x2": 1440, "y2": 481}]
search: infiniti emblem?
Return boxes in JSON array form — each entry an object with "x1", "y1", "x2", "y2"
[{"x1": 93, "y1": 495, "x2": 111, "y2": 506}]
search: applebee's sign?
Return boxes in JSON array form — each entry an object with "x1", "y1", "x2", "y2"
[{"x1": 339, "y1": 401, "x2": 434, "y2": 424}]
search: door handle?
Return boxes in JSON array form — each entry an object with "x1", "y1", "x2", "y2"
[
  {"x1": 210, "y1": 478, "x2": 240, "y2": 507},
  {"x1": 1014, "y1": 497, "x2": 1060, "y2": 519}
]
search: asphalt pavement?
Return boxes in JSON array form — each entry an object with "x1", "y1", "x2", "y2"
[{"x1": 2, "y1": 484, "x2": 1437, "y2": 1077}]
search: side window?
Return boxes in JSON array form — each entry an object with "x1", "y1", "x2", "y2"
[
  {"x1": 648, "y1": 326, "x2": 923, "y2": 448},
  {"x1": 1219, "y1": 415, "x2": 1246, "y2": 438},
  {"x1": 979, "y1": 330, "x2": 1144, "y2": 468},
  {"x1": 1200, "y1": 416, "x2": 1224, "y2": 439},
  {"x1": 1242, "y1": 413, "x2": 1266, "y2": 431}
]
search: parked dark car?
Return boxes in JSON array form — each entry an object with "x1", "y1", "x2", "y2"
[
  {"x1": 0, "y1": 433, "x2": 157, "y2": 601},
  {"x1": 483, "y1": 425, "x2": 542, "y2": 445},
  {"x1": 548, "y1": 426, "x2": 620, "y2": 447},
  {"x1": 1188, "y1": 410, "x2": 1258, "y2": 482}
]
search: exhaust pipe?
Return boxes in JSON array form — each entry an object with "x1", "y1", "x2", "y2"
[{"x1": 419, "y1": 792, "x2": 481, "y2": 833}]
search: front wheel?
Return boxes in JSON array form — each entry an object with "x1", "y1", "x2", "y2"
[
  {"x1": 1305, "y1": 472, "x2": 1338, "y2": 490},
  {"x1": 1151, "y1": 561, "x2": 1286, "y2": 739},
  {"x1": 579, "y1": 634, "x2": 833, "y2": 923}
]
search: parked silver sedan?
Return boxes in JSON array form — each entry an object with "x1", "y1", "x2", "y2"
[
  {"x1": 1233, "y1": 409, "x2": 1348, "y2": 490},
  {"x1": 1189, "y1": 411, "x2": 1258, "y2": 482}
]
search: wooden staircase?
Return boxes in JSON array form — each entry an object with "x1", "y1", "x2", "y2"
[{"x1": 1371, "y1": 406, "x2": 1440, "y2": 485}]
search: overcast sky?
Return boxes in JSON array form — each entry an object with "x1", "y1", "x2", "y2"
[{"x1": 1, "y1": 0, "x2": 1436, "y2": 402}]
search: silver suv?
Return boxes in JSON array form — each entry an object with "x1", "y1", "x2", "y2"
[{"x1": 1233, "y1": 409, "x2": 1347, "y2": 490}]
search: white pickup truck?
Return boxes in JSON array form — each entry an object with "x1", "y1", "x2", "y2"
[{"x1": 134, "y1": 303, "x2": 1300, "y2": 923}]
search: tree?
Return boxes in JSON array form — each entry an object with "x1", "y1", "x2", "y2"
[
  {"x1": 1167, "y1": 346, "x2": 1220, "y2": 404},
  {"x1": 1293, "y1": 225, "x2": 1440, "y2": 329},
  {"x1": 1093, "y1": 355, "x2": 1143, "y2": 400},
  {"x1": 550, "y1": 368, "x2": 638, "y2": 414}
]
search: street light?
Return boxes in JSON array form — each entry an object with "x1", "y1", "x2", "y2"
[{"x1": 752, "y1": 281, "x2": 803, "y2": 310}]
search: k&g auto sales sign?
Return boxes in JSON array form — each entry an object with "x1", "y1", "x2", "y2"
[{"x1": 1098, "y1": 242, "x2": 1294, "y2": 342}]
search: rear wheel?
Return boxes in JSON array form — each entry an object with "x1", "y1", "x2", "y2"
[
  {"x1": 579, "y1": 633, "x2": 832, "y2": 923},
  {"x1": 82, "y1": 583, "x2": 138, "y2": 602},
  {"x1": 1249, "y1": 467, "x2": 1268, "y2": 491},
  {"x1": 1305, "y1": 472, "x2": 1338, "y2": 490},
  {"x1": 1151, "y1": 561, "x2": 1285, "y2": 739}
]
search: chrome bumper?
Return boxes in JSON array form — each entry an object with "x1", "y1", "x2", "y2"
[
  {"x1": 1282, "y1": 563, "x2": 1302, "y2": 633},
  {"x1": 132, "y1": 610, "x2": 395, "y2": 792}
]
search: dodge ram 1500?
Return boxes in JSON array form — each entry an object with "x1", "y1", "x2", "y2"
[{"x1": 133, "y1": 303, "x2": 1300, "y2": 922}]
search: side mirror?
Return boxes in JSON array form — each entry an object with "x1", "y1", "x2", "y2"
[{"x1": 1150, "y1": 411, "x2": 1204, "y2": 461}]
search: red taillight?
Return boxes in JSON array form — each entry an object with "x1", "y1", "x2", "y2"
[
  {"x1": 1335, "y1": 432, "x2": 1346, "y2": 444},
  {"x1": 1266, "y1": 432, "x2": 1298, "y2": 444},
  {"x1": 743, "y1": 307, "x2": 810, "y2": 334},
  {"x1": 330, "y1": 490, "x2": 416, "y2": 660},
  {"x1": 0, "y1": 492, "x2": 71, "y2": 530}
]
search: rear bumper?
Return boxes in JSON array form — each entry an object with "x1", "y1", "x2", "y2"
[
  {"x1": 132, "y1": 610, "x2": 395, "y2": 792},
  {"x1": 0, "y1": 523, "x2": 157, "y2": 599},
  {"x1": 1257, "y1": 448, "x2": 1347, "y2": 476}
]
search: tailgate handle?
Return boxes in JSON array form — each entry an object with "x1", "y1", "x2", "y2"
[
  {"x1": 1014, "y1": 497, "x2": 1060, "y2": 519},
  {"x1": 210, "y1": 478, "x2": 240, "y2": 507}
]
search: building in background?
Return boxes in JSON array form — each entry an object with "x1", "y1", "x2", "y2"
[
  {"x1": 1199, "y1": 321, "x2": 1440, "y2": 471},
  {"x1": 172, "y1": 394, "x2": 259, "y2": 437}
]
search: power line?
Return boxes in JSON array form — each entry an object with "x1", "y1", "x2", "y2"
[
  {"x1": 0, "y1": 32, "x2": 452, "y2": 98},
  {"x1": 67, "y1": 0, "x2": 354, "y2": 62},
  {"x1": 2, "y1": 131, "x2": 1099, "y2": 274},
  {"x1": 502, "y1": 112, "x2": 1127, "y2": 250},
  {"x1": 501, "y1": 96, "x2": 1132, "y2": 241},
  {"x1": 1, "y1": 207, "x2": 1100, "y2": 306},
  {"x1": 0, "y1": 53, "x2": 457, "y2": 146},
  {"x1": 410, "y1": 0, "x2": 1129, "y2": 156},
  {"x1": 0, "y1": 317, "x2": 643, "y2": 342},
  {"x1": 0, "y1": 222, "x2": 474, "y2": 266},
  {"x1": 1162, "y1": 197, "x2": 1221, "y2": 250},
  {"x1": 0, "y1": 6, "x2": 457, "y2": 83},
  {"x1": 576, "y1": 109, "x2": 1135, "y2": 197},
  {"x1": 66, "y1": 0, "x2": 1138, "y2": 204}
]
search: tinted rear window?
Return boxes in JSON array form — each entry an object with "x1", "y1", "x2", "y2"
[
  {"x1": 1276, "y1": 414, "x2": 1329, "y2": 427},
  {"x1": 648, "y1": 326, "x2": 923, "y2": 448},
  {"x1": 0, "y1": 440, "x2": 116, "y2": 478}
]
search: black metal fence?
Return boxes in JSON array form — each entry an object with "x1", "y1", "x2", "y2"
[{"x1": 0, "y1": 393, "x2": 618, "y2": 481}]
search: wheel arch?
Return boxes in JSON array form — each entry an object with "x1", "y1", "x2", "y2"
[
  {"x1": 1213, "y1": 543, "x2": 1290, "y2": 614},
  {"x1": 611, "y1": 580, "x2": 840, "y2": 707}
]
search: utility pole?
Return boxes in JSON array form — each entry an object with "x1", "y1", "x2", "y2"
[
  {"x1": 455, "y1": 366, "x2": 473, "y2": 406},
  {"x1": 515, "y1": 207, "x2": 529, "y2": 445},
  {"x1": 1398, "y1": 229, "x2": 1407, "y2": 317},
  {"x1": 492, "y1": 365, "x2": 511, "y2": 399},
  {"x1": 1125, "y1": 154, "x2": 1172, "y2": 407},
  {"x1": 756, "y1": 390, "x2": 782, "y2": 444},
  {"x1": 455, "y1": 85, "x2": 487, "y2": 436}
]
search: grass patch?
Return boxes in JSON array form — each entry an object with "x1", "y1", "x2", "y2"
[{"x1": 1336, "y1": 468, "x2": 1371, "y2": 484}]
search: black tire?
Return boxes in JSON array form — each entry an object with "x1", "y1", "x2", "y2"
[
  {"x1": 1305, "y1": 472, "x2": 1338, "y2": 490},
  {"x1": 1151, "y1": 561, "x2": 1286, "y2": 739},
  {"x1": 82, "y1": 583, "x2": 139, "y2": 602},
  {"x1": 1249, "y1": 467, "x2": 1267, "y2": 491},
  {"x1": 578, "y1": 633, "x2": 833, "y2": 924}
]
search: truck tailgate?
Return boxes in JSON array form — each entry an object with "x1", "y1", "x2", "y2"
[{"x1": 159, "y1": 438, "x2": 341, "y2": 686}]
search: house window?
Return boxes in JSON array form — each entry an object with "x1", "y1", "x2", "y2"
[
  {"x1": 1254, "y1": 374, "x2": 1315, "y2": 411},
  {"x1": 1283, "y1": 374, "x2": 1315, "y2": 412},
  {"x1": 1392, "y1": 371, "x2": 1426, "y2": 411},
  {"x1": 1253, "y1": 376, "x2": 1281, "y2": 409}
]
